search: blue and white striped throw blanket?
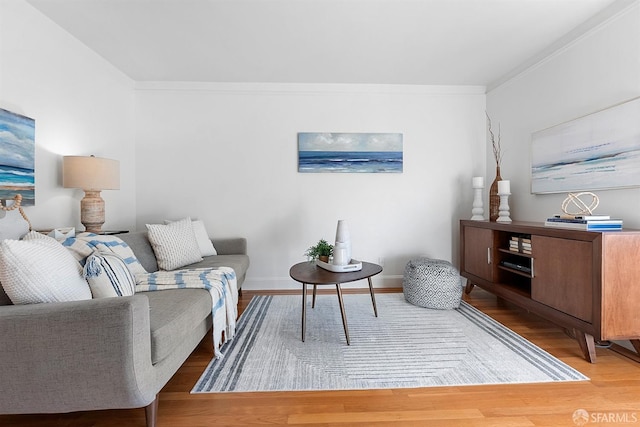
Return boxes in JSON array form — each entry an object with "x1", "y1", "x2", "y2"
[{"x1": 64, "y1": 232, "x2": 237, "y2": 358}]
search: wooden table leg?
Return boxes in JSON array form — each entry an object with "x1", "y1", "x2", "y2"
[
  {"x1": 301, "y1": 283, "x2": 307, "y2": 342},
  {"x1": 335, "y1": 283, "x2": 350, "y2": 345},
  {"x1": 312, "y1": 284, "x2": 317, "y2": 308},
  {"x1": 367, "y1": 277, "x2": 378, "y2": 317}
]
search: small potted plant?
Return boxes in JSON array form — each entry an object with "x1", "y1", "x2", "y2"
[{"x1": 304, "y1": 239, "x2": 333, "y2": 262}]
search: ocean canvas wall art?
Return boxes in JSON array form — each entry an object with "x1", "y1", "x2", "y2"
[
  {"x1": 298, "y1": 133, "x2": 403, "y2": 173},
  {"x1": 0, "y1": 109, "x2": 35, "y2": 205},
  {"x1": 531, "y1": 97, "x2": 640, "y2": 194}
]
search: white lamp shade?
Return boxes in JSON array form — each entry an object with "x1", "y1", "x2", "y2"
[{"x1": 63, "y1": 156, "x2": 120, "y2": 191}]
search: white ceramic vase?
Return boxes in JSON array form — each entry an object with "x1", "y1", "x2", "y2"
[
  {"x1": 334, "y1": 220, "x2": 352, "y2": 264},
  {"x1": 333, "y1": 241, "x2": 350, "y2": 265}
]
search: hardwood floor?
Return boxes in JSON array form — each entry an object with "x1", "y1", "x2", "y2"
[{"x1": 2, "y1": 288, "x2": 640, "y2": 426}]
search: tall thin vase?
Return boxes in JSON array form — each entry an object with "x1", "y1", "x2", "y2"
[
  {"x1": 335, "y1": 220, "x2": 352, "y2": 263},
  {"x1": 489, "y1": 166, "x2": 502, "y2": 222}
]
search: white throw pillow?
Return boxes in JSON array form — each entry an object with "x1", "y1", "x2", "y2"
[
  {"x1": 164, "y1": 218, "x2": 217, "y2": 256},
  {"x1": 0, "y1": 204, "x2": 30, "y2": 241},
  {"x1": 146, "y1": 217, "x2": 203, "y2": 270},
  {"x1": 0, "y1": 232, "x2": 92, "y2": 304},
  {"x1": 84, "y1": 251, "x2": 136, "y2": 298}
]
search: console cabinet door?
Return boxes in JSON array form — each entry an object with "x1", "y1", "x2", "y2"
[
  {"x1": 463, "y1": 226, "x2": 493, "y2": 282},
  {"x1": 531, "y1": 235, "x2": 593, "y2": 322}
]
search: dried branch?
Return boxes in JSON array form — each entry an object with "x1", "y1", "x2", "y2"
[{"x1": 486, "y1": 111, "x2": 502, "y2": 167}]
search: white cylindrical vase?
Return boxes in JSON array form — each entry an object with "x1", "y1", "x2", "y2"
[
  {"x1": 335, "y1": 220, "x2": 352, "y2": 263},
  {"x1": 333, "y1": 241, "x2": 350, "y2": 265},
  {"x1": 335, "y1": 220, "x2": 350, "y2": 243}
]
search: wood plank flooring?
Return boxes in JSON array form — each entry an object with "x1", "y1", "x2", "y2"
[{"x1": 2, "y1": 288, "x2": 640, "y2": 426}]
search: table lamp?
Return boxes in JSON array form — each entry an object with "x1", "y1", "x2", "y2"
[{"x1": 63, "y1": 155, "x2": 120, "y2": 234}]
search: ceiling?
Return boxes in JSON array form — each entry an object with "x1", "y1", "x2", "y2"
[{"x1": 26, "y1": 0, "x2": 628, "y2": 87}]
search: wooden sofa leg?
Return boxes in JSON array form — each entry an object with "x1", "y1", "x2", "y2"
[{"x1": 145, "y1": 395, "x2": 159, "y2": 427}]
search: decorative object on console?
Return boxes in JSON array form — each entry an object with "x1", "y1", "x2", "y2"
[
  {"x1": 298, "y1": 132, "x2": 403, "y2": 173},
  {"x1": 544, "y1": 217, "x2": 622, "y2": 231},
  {"x1": 543, "y1": 191, "x2": 623, "y2": 229},
  {"x1": 496, "y1": 179, "x2": 512, "y2": 223},
  {"x1": 471, "y1": 176, "x2": 484, "y2": 220},
  {"x1": 63, "y1": 155, "x2": 120, "y2": 234},
  {"x1": 486, "y1": 112, "x2": 503, "y2": 221},
  {"x1": 561, "y1": 192, "x2": 599, "y2": 216},
  {"x1": 0, "y1": 108, "x2": 35, "y2": 206}
]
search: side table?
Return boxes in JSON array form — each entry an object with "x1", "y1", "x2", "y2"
[{"x1": 289, "y1": 261, "x2": 383, "y2": 345}]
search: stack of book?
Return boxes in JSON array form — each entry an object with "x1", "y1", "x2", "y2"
[
  {"x1": 509, "y1": 236, "x2": 532, "y2": 254},
  {"x1": 544, "y1": 214, "x2": 623, "y2": 231}
]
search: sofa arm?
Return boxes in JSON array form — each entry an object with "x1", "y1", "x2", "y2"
[
  {"x1": 0, "y1": 295, "x2": 156, "y2": 414},
  {"x1": 212, "y1": 237, "x2": 247, "y2": 255}
]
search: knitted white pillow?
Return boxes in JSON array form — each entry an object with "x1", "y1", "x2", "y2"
[
  {"x1": 83, "y1": 251, "x2": 136, "y2": 298},
  {"x1": 146, "y1": 217, "x2": 203, "y2": 270},
  {"x1": 0, "y1": 232, "x2": 92, "y2": 304}
]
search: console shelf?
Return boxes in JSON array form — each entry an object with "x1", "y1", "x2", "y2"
[{"x1": 460, "y1": 219, "x2": 640, "y2": 363}]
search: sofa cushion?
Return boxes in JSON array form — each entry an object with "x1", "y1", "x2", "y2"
[
  {"x1": 116, "y1": 232, "x2": 159, "y2": 272},
  {"x1": 84, "y1": 252, "x2": 136, "y2": 298},
  {"x1": 186, "y1": 254, "x2": 250, "y2": 287},
  {"x1": 0, "y1": 232, "x2": 92, "y2": 304},
  {"x1": 115, "y1": 231, "x2": 249, "y2": 288},
  {"x1": 142, "y1": 288, "x2": 212, "y2": 364},
  {"x1": 146, "y1": 217, "x2": 203, "y2": 270}
]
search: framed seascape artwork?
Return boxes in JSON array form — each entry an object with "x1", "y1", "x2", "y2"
[
  {"x1": 0, "y1": 108, "x2": 35, "y2": 205},
  {"x1": 531, "y1": 97, "x2": 640, "y2": 194},
  {"x1": 298, "y1": 132, "x2": 403, "y2": 173}
]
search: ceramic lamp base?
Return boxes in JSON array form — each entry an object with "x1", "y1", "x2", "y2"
[{"x1": 80, "y1": 190, "x2": 105, "y2": 233}]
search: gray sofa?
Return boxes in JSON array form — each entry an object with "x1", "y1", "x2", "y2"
[{"x1": 0, "y1": 231, "x2": 250, "y2": 427}]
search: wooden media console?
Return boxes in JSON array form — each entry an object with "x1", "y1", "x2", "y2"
[{"x1": 460, "y1": 220, "x2": 640, "y2": 363}]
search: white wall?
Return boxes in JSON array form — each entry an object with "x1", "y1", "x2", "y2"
[
  {"x1": 0, "y1": 0, "x2": 136, "y2": 231},
  {"x1": 487, "y1": 2, "x2": 640, "y2": 228},
  {"x1": 135, "y1": 83, "x2": 486, "y2": 289}
]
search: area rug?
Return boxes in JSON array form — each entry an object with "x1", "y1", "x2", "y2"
[{"x1": 192, "y1": 293, "x2": 587, "y2": 393}]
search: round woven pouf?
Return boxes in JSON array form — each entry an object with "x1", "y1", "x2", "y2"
[{"x1": 403, "y1": 258, "x2": 463, "y2": 309}]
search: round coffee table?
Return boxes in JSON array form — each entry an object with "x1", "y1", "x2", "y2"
[{"x1": 289, "y1": 261, "x2": 383, "y2": 345}]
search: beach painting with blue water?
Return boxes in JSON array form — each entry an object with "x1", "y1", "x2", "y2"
[
  {"x1": 531, "y1": 97, "x2": 640, "y2": 194},
  {"x1": 0, "y1": 109, "x2": 35, "y2": 205},
  {"x1": 298, "y1": 133, "x2": 402, "y2": 173}
]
